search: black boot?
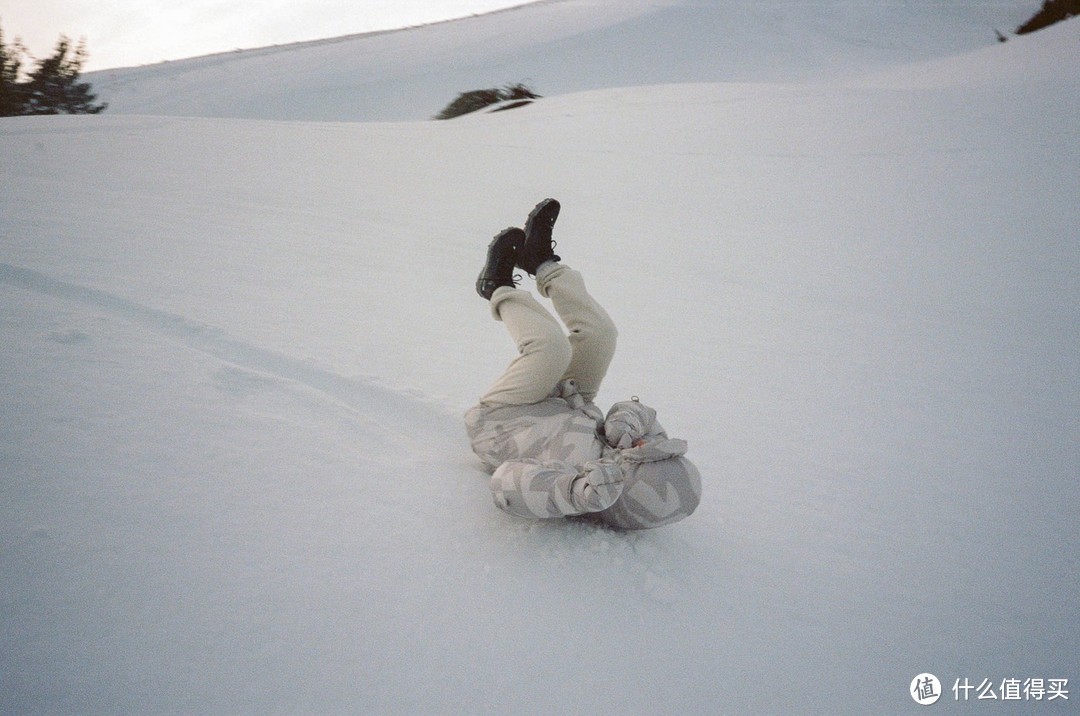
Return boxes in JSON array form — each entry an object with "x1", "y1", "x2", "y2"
[
  {"x1": 517, "y1": 198, "x2": 562, "y2": 275},
  {"x1": 476, "y1": 227, "x2": 525, "y2": 300}
]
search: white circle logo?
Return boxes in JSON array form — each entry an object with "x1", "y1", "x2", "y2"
[{"x1": 911, "y1": 673, "x2": 942, "y2": 705}]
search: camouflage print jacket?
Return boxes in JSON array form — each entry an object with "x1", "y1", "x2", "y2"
[
  {"x1": 465, "y1": 379, "x2": 701, "y2": 529},
  {"x1": 464, "y1": 379, "x2": 606, "y2": 473}
]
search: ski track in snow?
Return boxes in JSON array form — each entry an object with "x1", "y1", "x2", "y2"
[
  {"x1": 0, "y1": 261, "x2": 457, "y2": 450},
  {"x1": 0, "y1": 260, "x2": 688, "y2": 587}
]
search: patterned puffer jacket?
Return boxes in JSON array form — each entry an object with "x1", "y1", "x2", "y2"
[{"x1": 465, "y1": 379, "x2": 701, "y2": 529}]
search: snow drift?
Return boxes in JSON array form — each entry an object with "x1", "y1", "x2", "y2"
[{"x1": 87, "y1": 0, "x2": 1038, "y2": 122}]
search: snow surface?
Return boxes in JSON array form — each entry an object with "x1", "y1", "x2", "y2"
[
  {"x1": 86, "y1": 0, "x2": 1040, "y2": 122},
  {"x1": 2, "y1": 2, "x2": 1079, "y2": 714}
]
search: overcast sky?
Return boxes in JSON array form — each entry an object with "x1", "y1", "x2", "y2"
[{"x1": 2, "y1": 0, "x2": 532, "y2": 71}]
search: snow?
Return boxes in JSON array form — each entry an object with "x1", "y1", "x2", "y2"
[
  {"x1": 86, "y1": 0, "x2": 1039, "y2": 122},
  {"x1": 2, "y1": 2, "x2": 1079, "y2": 713}
]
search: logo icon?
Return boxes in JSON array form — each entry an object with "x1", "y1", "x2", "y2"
[{"x1": 911, "y1": 673, "x2": 942, "y2": 705}]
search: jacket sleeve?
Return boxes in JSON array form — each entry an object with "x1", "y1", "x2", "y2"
[
  {"x1": 490, "y1": 458, "x2": 623, "y2": 518},
  {"x1": 603, "y1": 399, "x2": 667, "y2": 449}
]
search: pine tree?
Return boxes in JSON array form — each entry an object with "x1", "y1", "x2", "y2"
[
  {"x1": 22, "y1": 35, "x2": 106, "y2": 115},
  {"x1": 0, "y1": 23, "x2": 27, "y2": 117},
  {"x1": 434, "y1": 83, "x2": 540, "y2": 120},
  {"x1": 1017, "y1": 0, "x2": 1080, "y2": 34}
]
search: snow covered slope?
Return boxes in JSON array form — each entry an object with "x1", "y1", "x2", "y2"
[
  {"x1": 2, "y1": 9, "x2": 1079, "y2": 716},
  {"x1": 87, "y1": 0, "x2": 1037, "y2": 121}
]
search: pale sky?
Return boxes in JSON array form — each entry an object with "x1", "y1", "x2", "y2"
[{"x1": 1, "y1": 1, "x2": 532, "y2": 71}]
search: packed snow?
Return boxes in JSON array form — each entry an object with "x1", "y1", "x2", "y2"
[{"x1": 2, "y1": 1, "x2": 1078, "y2": 713}]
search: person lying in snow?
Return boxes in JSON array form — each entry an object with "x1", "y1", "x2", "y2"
[{"x1": 465, "y1": 198, "x2": 701, "y2": 529}]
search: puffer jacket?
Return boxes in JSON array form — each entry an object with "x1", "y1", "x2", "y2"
[{"x1": 465, "y1": 379, "x2": 701, "y2": 529}]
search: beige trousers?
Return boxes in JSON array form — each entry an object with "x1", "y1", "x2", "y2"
[{"x1": 481, "y1": 264, "x2": 618, "y2": 406}]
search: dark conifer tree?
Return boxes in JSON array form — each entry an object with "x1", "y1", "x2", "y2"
[
  {"x1": 0, "y1": 23, "x2": 27, "y2": 117},
  {"x1": 1017, "y1": 0, "x2": 1080, "y2": 34},
  {"x1": 434, "y1": 83, "x2": 539, "y2": 120},
  {"x1": 22, "y1": 36, "x2": 106, "y2": 115}
]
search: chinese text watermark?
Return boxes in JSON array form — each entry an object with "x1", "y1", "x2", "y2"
[{"x1": 911, "y1": 674, "x2": 1069, "y2": 705}]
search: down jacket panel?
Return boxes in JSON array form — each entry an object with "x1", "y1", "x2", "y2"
[{"x1": 465, "y1": 379, "x2": 701, "y2": 529}]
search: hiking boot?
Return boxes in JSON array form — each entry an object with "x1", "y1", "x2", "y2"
[
  {"x1": 475, "y1": 227, "x2": 525, "y2": 300},
  {"x1": 517, "y1": 198, "x2": 562, "y2": 275}
]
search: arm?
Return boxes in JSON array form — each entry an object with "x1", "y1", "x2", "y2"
[
  {"x1": 490, "y1": 458, "x2": 623, "y2": 518},
  {"x1": 603, "y1": 399, "x2": 667, "y2": 449}
]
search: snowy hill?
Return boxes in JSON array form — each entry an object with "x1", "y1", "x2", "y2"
[
  {"x1": 3, "y1": 4, "x2": 1079, "y2": 715},
  {"x1": 87, "y1": 0, "x2": 1038, "y2": 122}
]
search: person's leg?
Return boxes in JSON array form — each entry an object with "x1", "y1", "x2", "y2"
[
  {"x1": 479, "y1": 286, "x2": 573, "y2": 406},
  {"x1": 535, "y1": 263, "x2": 617, "y2": 402}
]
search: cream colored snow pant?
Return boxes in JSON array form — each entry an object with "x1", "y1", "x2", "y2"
[{"x1": 481, "y1": 264, "x2": 617, "y2": 406}]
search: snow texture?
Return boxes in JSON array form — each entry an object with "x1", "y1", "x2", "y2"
[
  {"x1": 2, "y1": 2, "x2": 1078, "y2": 713},
  {"x1": 88, "y1": 0, "x2": 1040, "y2": 122}
]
